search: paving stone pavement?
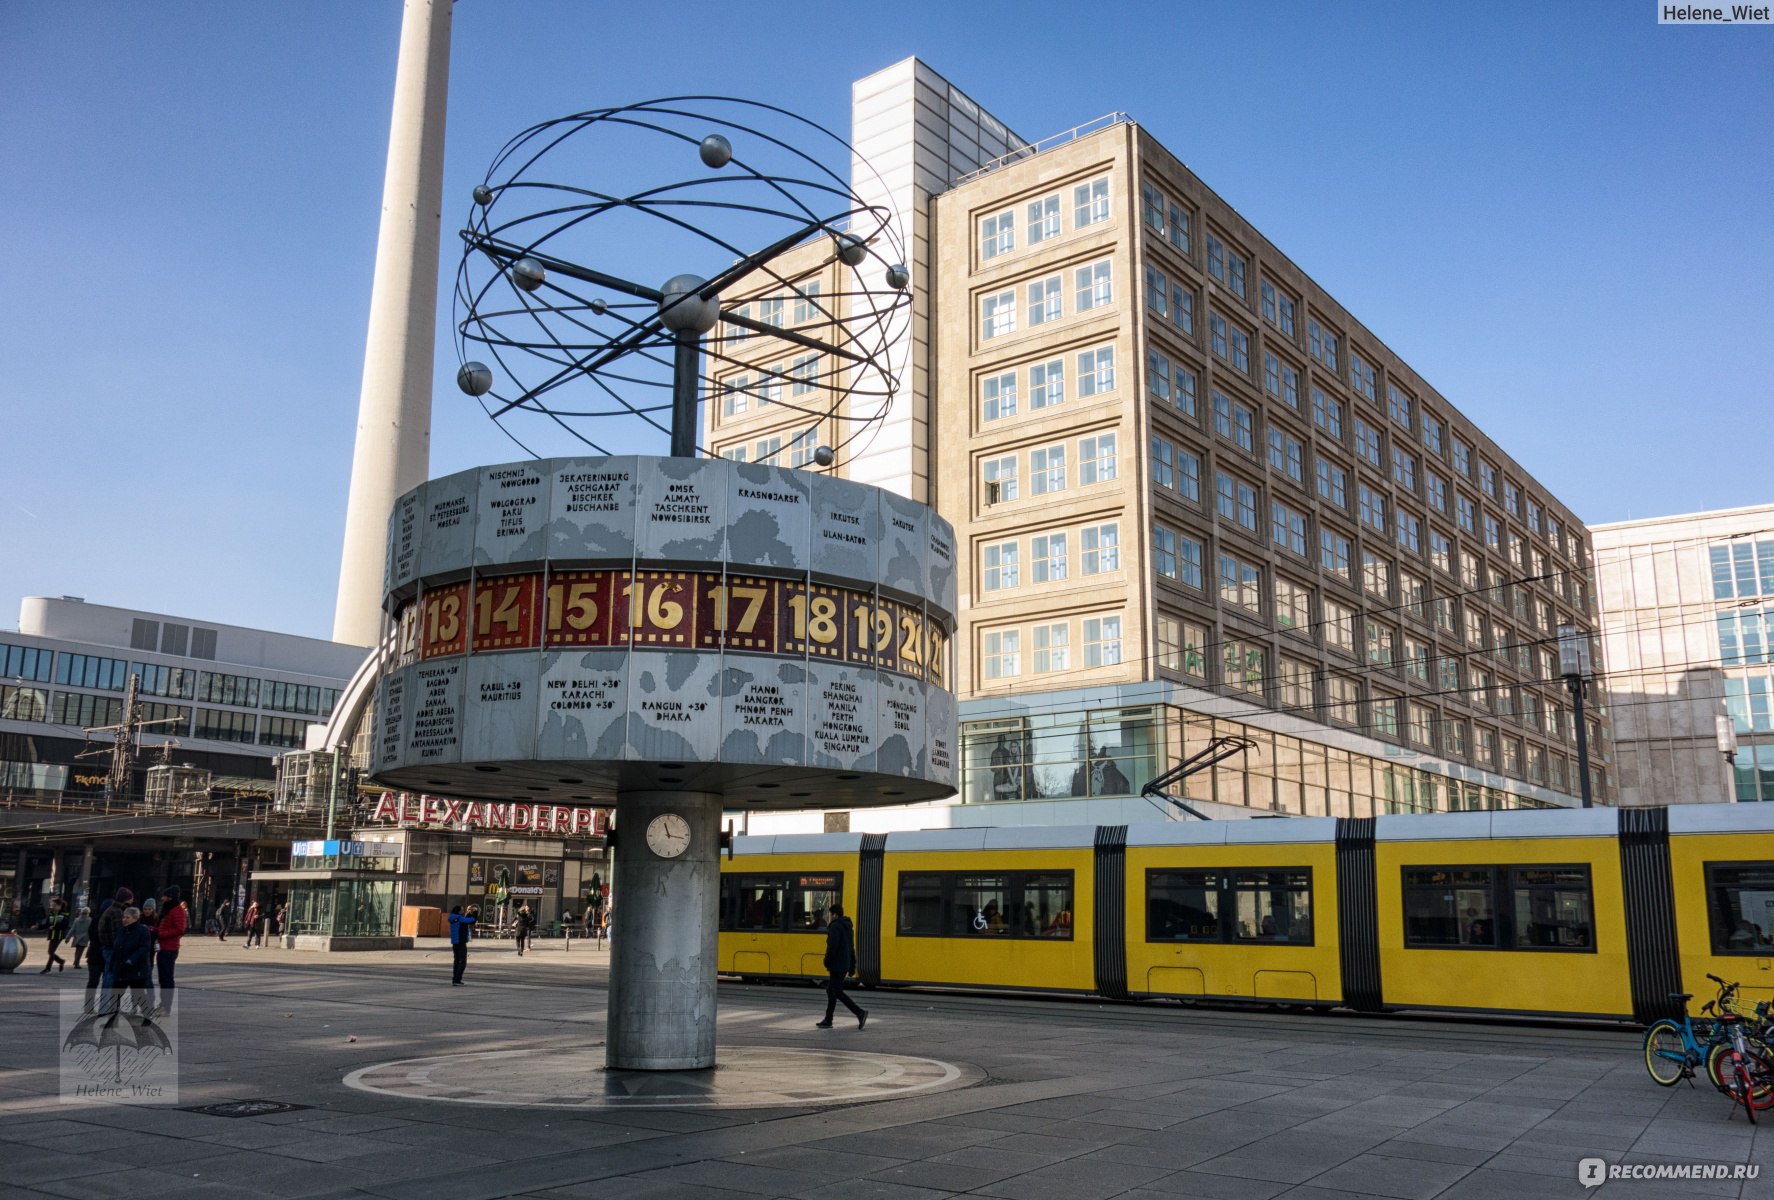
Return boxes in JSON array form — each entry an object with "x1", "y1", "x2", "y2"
[{"x1": 0, "y1": 937, "x2": 1768, "y2": 1199}]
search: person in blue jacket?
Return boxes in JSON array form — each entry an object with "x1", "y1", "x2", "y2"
[{"x1": 448, "y1": 904, "x2": 478, "y2": 986}]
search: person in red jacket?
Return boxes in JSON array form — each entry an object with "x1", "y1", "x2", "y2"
[{"x1": 155, "y1": 885, "x2": 188, "y2": 1015}]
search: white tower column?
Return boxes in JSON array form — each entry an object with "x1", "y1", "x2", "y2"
[{"x1": 332, "y1": 0, "x2": 453, "y2": 646}]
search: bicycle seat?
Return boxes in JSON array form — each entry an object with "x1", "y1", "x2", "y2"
[{"x1": 1669, "y1": 992, "x2": 1693, "y2": 1002}]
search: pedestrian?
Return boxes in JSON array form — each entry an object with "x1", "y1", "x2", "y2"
[
  {"x1": 69, "y1": 906, "x2": 92, "y2": 968},
  {"x1": 448, "y1": 904, "x2": 477, "y2": 985},
  {"x1": 582, "y1": 902, "x2": 595, "y2": 940},
  {"x1": 83, "y1": 896, "x2": 116, "y2": 1010},
  {"x1": 514, "y1": 903, "x2": 535, "y2": 956},
  {"x1": 214, "y1": 899, "x2": 233, "y2": 941},
  {"x1": 272, "y1": 902, "x2": 285, "y2": 940},
  {"x1": 155, "y1": 886, "x2": 186, "y2": 1015},
  {"x1": 243, "y1": 899, "x2": 262, "y2": 948},
  {"x1": 108, "y1": 906, "x2": 154, "y2": 1015},
  {"x1": 94, "y1": 887, "x2": 132, "y2": 1005},
  {"x1": 139, "y1": 897, "x2": 161, "y2": 1011},
  {"x1": 816, "y1": 901, "x2": 867, "y2": 1030},
  {"x1": 39, "y1": 897, "x2": 69, "y2": 973}
]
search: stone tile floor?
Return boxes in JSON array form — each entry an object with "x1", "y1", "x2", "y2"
[{"x1": 0, "y1": 937, "x2": 1767, "y2": 1199}]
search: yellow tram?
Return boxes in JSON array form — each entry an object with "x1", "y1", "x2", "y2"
[{"x1": 717, "y1": 804, "x2": 1774, "y2": 1022}]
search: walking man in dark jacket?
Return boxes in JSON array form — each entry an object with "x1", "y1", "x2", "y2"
[{"x1": 816, "y1": 902, "x2": 867, "y2": 1029}]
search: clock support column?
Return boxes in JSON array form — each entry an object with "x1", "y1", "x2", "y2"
[{"x1": 606, "y1": 789, "x2": 724, "y2": 1070}]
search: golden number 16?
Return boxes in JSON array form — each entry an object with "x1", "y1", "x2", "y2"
[{"x1": 622, "y1": 579, "x2": 685, "y2": 630}]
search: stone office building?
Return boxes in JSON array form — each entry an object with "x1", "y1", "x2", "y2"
[{"x1": 716, "y1": 59, "x2": 1611, "y2": 829}]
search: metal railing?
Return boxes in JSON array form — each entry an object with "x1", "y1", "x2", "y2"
[{"x1": 951, "y1": 113, "x2": 1133, "y2": 188}]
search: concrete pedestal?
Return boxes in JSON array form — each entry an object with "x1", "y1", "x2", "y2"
[{"x1": 605, "y1": 791, "x2": 723, "y2": 1070}]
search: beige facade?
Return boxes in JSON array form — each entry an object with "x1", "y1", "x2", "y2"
[
  {"x1": 1593, "y1": 504, "x2": 1774, "y2": 805},
  {"x1": 933, "y1": 119, "x2": 1608, "y2": 816}
]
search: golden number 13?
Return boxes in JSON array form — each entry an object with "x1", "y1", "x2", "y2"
[{"x1": 425, "y1": 593, "x2": 461, "y2": 644}]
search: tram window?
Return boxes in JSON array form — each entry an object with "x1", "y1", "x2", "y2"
[
  {"x1": 953, "y1": 875, "x2": 1011, "y2": 935},
  {"x1": 898, "y1": 873, "x2": 945, "y2": 936},
  {"x1": 1403, "y1": 868, "x2": 1495, "y2": 947},
  {"x1": 1145, "y1": 868, "x2": 1313, "y2": 945},
  {"x1": 790, "y1": 875, "x2": 840, "y2": 931},
  {"x1": 719, "y1": 873, "x2": 843, "y2": 933},
  {"x1": 1705, "y1": 862, "x2": 1774, "y2": 954},
  {"x1": 895, "y1": 870, "x2": 1075, "y2": 939},
  {"x1": 1232, "y1": 871, "x2": 1313, "y2": 944},
  {"x1": 1148, "y1": 870, "x2": 1221, "y2": 941},
  {"x1": 1402, "y1": 865, "x2": 1593, "y2": 952},
  {"x1": 1023, "y1": 873, "x2": 1072, "y2": 936},
  {"x1": 1511, "y1": 868, "x2": 1593, "y2": 949}
]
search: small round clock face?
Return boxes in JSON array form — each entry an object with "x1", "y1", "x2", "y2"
[{"x1": 645, "y1": 813, "x2": 691, "y2": 858}]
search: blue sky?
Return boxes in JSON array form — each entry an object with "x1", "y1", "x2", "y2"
[{"x1": 2, "y1": 2, "x2": 1768, "y2": 641}]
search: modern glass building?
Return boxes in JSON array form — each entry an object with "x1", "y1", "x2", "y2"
[
  {"x1": 0, "y1": 595, "x2": 368, "y2": 925},
  {"x1": 1592, "y1": 504, "x2": 1774, "y2": 805}
]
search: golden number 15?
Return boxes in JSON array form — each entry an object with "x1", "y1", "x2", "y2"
[{"x1": 545, "y1": 581, "x2": 599, "y2": 631}]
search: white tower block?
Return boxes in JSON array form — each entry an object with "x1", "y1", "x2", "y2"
[{"x1": 332, "y1": 0, "x2": 453, "y2": 646}]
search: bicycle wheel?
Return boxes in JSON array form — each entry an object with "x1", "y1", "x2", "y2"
[
  {"x1": 1707, "y1": 1044, "x2": 1774, "y2": 1111},
  {"x1": 1643, "y1": 1021, "x2": 1688, "y2": 1086}
]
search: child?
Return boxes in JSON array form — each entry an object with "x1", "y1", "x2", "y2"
[{"x1": 68, "y1": 907, "x2": 92, "y2": 967}]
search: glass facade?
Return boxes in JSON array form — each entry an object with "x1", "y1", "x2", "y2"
[
  {"x1": 961, "y1": 706, "x2": 1160, "y2": 805},
  {"x1": 960, "y1": 706, "x2": 1558, "y2": 815},
  {"x1": 285, "y1": 879, "x2": 398, "y2": 939}
]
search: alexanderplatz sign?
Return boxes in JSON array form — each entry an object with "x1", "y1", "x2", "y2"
[{"x1": 364, "y1": 792, "x2": 608, "y2": 838}]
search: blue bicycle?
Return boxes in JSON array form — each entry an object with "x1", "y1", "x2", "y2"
[{"x1": 1643, "y1": 981, "x2": 1729, "y2": 1086}]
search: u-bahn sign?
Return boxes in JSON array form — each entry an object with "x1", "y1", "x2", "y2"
[{"x1": 371, "y1": 456, "x2": 960, "y2": 809}]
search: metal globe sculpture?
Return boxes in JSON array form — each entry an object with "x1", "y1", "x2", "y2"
[{"x1": 452, "y1": 98, "x2": 911, "y2": 466}]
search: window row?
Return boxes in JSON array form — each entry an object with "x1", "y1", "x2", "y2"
[
  {"x1": 723, "y1": 280, "x2": 828, "y2": 343},
  {"x1": 978, "y1": 176, "x2": 1112, "y2": 262},
  {"x1": 981, "y1": 614, "x2": 1123, "y2": 679},
  {"x1": 979, "y1": 524, "x2": 1121, "y2": 592},
  {"x1": 980, "y1": 433, "x2": 1119, "y2": 505},
  {"x1": 980, "y1": 346, "x2": 1117, "y2": 424},
  {"x1": 718, "y1": 873, "x2": 843, "y2": 933},
  {"x1": 980, "y1": 259, "x2": 1114, "y2": 340}
]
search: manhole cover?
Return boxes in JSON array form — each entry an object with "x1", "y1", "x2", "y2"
[
  {"x1": 182, "y1": 1100, "x2": 310, "y2": 1118},
  {"x1": 344, "y1": 1046, "x2": 980, "y2": 1109}
]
